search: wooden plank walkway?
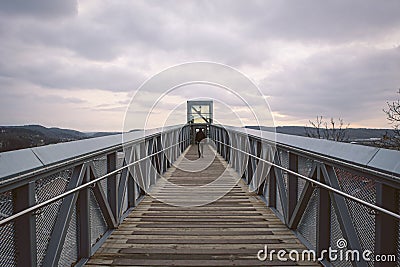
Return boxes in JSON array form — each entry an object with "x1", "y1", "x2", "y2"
[{"x1": 87, "y1": 145, "x2": 320, "y2": 266}]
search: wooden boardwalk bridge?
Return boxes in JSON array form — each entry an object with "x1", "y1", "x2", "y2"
[
  {"x1": 1, "y1": 124, "x2": 398, "y2": 267},
  {"x1": 87, "y1": 145, "x2": 320, "y2": 266}
]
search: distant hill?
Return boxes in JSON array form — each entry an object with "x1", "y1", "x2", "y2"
[
  {"x1": 0, "y1": 125, "x2": 119, "y2": 153},
  {"x1": 245, "y1": 126, "x2": 395, "y2": 141},
  {"x1": 1, "y1": 124, "x2": 395, "y2": 153}
]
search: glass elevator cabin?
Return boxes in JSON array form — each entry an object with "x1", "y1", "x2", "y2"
[{"x1": 187, "y1": 100, "x2": 213, "y2": 144}]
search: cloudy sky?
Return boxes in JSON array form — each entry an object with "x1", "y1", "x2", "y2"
[{"x1": 0, "y1": 0, "x2": 400, "y2": 131}]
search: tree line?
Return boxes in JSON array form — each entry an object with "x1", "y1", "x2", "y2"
[{"x1": 305, "y1": 89, "x2": 400, "y2": 150}]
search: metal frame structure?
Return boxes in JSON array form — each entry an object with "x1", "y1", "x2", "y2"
[
  {"x1": 210, "y1": 125, "x2": 400, "y2": 267},
  {"x1": 187, "y1": 100, "x2": 213, "y2": 124},
  {"x1": 1, "y1": 122, "x2": 400, "y2": 267},
  {"x1": 0, "y1": 125, "x2": 190, "y2": 267}
]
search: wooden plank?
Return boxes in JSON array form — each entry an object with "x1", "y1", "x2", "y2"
[{"x1": 87, "y1": 145, "x2": 321, "y2": 266}]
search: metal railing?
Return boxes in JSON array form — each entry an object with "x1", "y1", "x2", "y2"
[
  {"x1": 1, "y1": 122, "x2": 399, "y2": 267},
  {"x1": 210, "y1": 124, "x2": 400, "y2": 267},
  {"x1": 0, "y1": 125, "x2": 190, "y2": 267}
]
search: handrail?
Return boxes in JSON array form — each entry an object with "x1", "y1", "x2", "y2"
[
  {"x1": 213, "y1": 139, "x2": 400, "y2": 220},
  {"x1": 218, "y1": 124, "x2": 400, "y2": 181},
  {"x1": 0, "y1": 139, "x2": 187, "y2": 226},
  {"x1": 0, "y1": 125, "x2": 186, "y2": 185},
  {"x1": 211, "y1": 124, "x2": 400, "y2": 266}
]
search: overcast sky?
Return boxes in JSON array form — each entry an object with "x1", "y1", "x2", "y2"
[{"x1": 0, "y1": 0, "x2": 399, "y2": 131}]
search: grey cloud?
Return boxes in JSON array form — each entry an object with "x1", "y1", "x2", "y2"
[
  {"x1": 0, "y1": 1, "x2": 269, "y2": 65},
  {"x1": 1, "y1": 0, "x2": 400, "y2": 130},
  {"x1": 213, "y1": 0, "x2": 400, "y2": 43},
  {"x1": 0, "y1": 43, "x2": 145, "y2": 92},
  {"x1": 0, "y1": 0, "x2": 78, "y2": 18},
  {"x1": 262, "y1": 46, "x2": 400, "y2": 123}
]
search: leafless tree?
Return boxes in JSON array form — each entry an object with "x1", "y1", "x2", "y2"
[
  {"x1": 305, "y1": 116, "x2": 349, "y2": 142},
  {"x1": 381, "y1": 89, "x2": 400, "y2": 150}
]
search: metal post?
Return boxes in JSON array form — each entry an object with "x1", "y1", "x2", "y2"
[
  {"x1": 375, "y1": 182, "x2": 398, "y2": 267},
  {"x1": 107, "y1": 152, "x2": 118, "y2": 222},
  {"x1": 287, "y1": 152, "x2": 298, "y2": 223},
  {"x1": 316, "y1": 164, "x2": 331, "y2": 260},
  {"x1": 77, "y1": 167, "x2": 91, "y2": 259},
  {"x1": 247, "y1": 155, "x2": 254, "y2": 185},
  {"x1": 13, "y1": 181, "x2": 37, "y2": 267},
  {"x1": 128, "y1": 173, "x2": 136, "y2": 208},
  {"x1": 268, "y1": 166, "x2": 277, "y2": 208}
]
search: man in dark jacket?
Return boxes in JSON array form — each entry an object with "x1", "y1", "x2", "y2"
[{"x1": 195, "y1": 129, "x2": 206, "y2": 158}]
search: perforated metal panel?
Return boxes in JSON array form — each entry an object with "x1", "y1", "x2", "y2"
[
  {"x1": 264, "y1": 178, "x2": 270, "y2": 205},
  {"x1": 0, "y1": 192, "x2": 16, "y2": 267},
  {"x1": 279, "y1": 149, "x2": 289, "y2": 193},
  {"x1": 335, "y1": 169, "x2": 376, "y2": 204},
  {"x1": 330, "y1": 203, "x2": 352, "y2": 267},
  {"x1": 59, "y1": 207, "x2": 78, "y2": 266},
  {"x1": 297, "y1": 156, "x2": 313, "y2": 200},
  {"x1": 298, "y1": 189, "x2": 318, "y2": 247},
  {"x1": 93, "y1": 156, "x2": 108, "y2": 199},
  {"x1": 335, "y1": 167, "x2": 376, "y2": 265},
  {"x1": 35, "y1": 170, "x2": 71, "y2": 266},
  {"x1": 89, "y1": 189, "x2": 108, "y2": 246},
  {"x1": 276, "y1": 185, "x2": 284, "y2": 216}
]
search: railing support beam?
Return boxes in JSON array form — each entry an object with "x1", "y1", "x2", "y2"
[
  {"x1": 107, "y1": 152, "x2": 118, "y2": 222},
  {"x1": 43, "y1": 164, "x2": 85, "y2": 267},
  {"x1": 13, "y1": 181, "x2": 37, "y2": 267},
  {"x1": 268, "y1": 166, "x2": 277, "y2": 208},
  {"x1": 375, "y1": 182, "x2": 398, "y2": 267},
  {"x1": 77, "y1": 166, "x2": 91, "y2": 260},
  {"x1": 316, "y1": 164, "x2": 331, "y2": 261},
  {"x1": 287, "y1": 152, "x2": 298, "y2": 223}
]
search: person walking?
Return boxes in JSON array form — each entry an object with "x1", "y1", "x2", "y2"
[{"x1": 195, "y1": 128, "x2": 206, "y2": 158}]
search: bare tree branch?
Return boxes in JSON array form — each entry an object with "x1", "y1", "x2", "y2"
[
  {"x1": 305, "y1": 116, "x2": 349, "y2": 142},
  {"x1": 381, "y1": 89, "x2": 400, "y2": 150}
]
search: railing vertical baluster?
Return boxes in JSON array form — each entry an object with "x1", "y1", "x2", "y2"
[
  {"x1": 107, "y1": 152, "x2": 118, "y2": 222},
  {"x1": 375, "y1": 182, "x2": 398, "y2": 267},
  {"x1": 268, "y1": 166, "x2": 277, "y2": 208},
  {"x1": 317, "y1": 164, "x2": 331, "y2": 261},
  {"x1": 127, "y1": 173, "x2": 136, "y2": 208},
  {"x1": 77, "y1": 167, "x2": 91, "y2": 260},
  {"x1": 287, "y1": 152, "x2": 298, "y2": 223},
  {"x1": 246, "y1": 139, "x2": 254, "y2": 184},
  {"x1": 156, "y1": 137, "x2": 162, "y2": 174},
  {"x1": 13, "y1": 181, "x2": 37, "y2": 267}
]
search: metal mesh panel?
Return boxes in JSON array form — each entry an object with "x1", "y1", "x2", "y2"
[
  {"x1": 0, "y1": 191, "x2": 16, "y2": 267},
  {"x1": 122, "y1": 184, "x2": 129, "y2": 213},
  {"x1": 264, "y1": 178, "x2": 270, "y2": 205},
  {"x1": 117, "y1": 152, "x2": 124, "y2": 169},
  {"x1": 345, "y1": 199, "x2": 375, "y2": 266},
  {"x1": 276, "y1": 185, "x2": 284, "y2": 216},
  {"x1": 297, "y1": 177, "x2": 306, "y2": 201},
  {"x1": 335, "y1": 167, "x2": 376, "y2": 264},
  {"x1": 59, "y1": 206, "x2": 78, "y2": 267},
  {"x1": 330, "y1": 203, "x2": 352, "y2": 267},
  {"x1": 335, "y1": 169, "x2": 376, "y2": 204},
  {"x1": 35, "y1": 170, "x2": 71, "y2": 266},
  {"x1": 279, "y1": 149, "x2": 288, "y2": 193},
  {"x1": 89, "y1": 189, "x2": 108, "y2": 246},
  {"x1": 297, "y1": 189, "x2": 318, "y2": 248},
  {"x1": 93, "y1": 156, "x2": 108, "y2": 199},
  {"x1": 297, "y1": 156, "x2": 314, "y2": 200},
  {"x1": 298, "y1": 156, "x2": 314, "y2": 177}
]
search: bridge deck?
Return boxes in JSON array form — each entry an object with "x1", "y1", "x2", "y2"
[{"x1": 87, "y1": 145, "x2": 319, "y2": 266}]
